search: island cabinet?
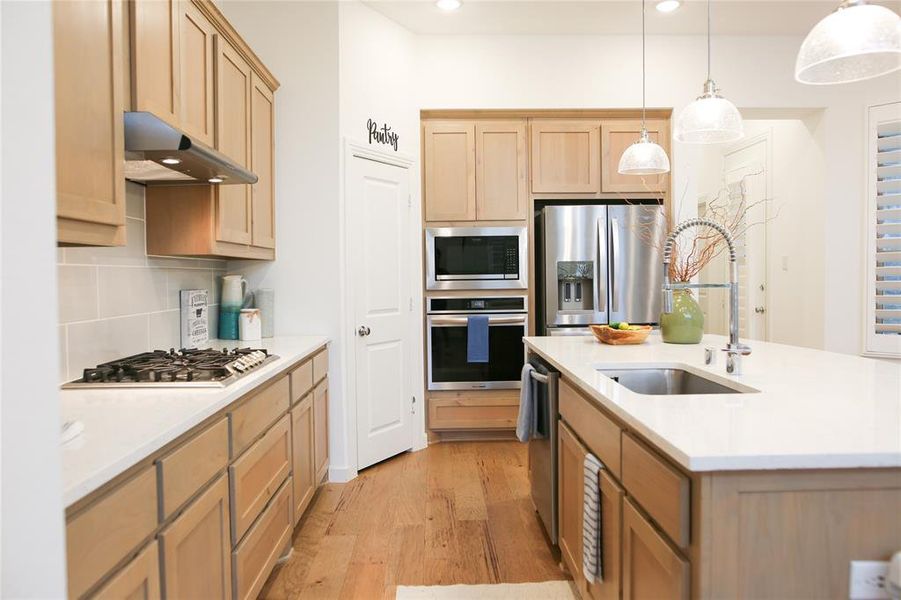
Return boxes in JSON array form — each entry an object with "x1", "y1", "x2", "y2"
[
  {"x1": 64, "y1": 344, "x2": 330, "y2": 600},
  {"x1": 423, "y1": 120, "x2": 528, "y2": 222},
  {"x1": 53, "y1": 0, "x2": 127, "y2": 247},
  {"x1": 555, "y1": 375, "x2": 901, "y2": 600}
]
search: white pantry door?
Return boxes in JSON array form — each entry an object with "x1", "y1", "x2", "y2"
[
  {"x1": 348, "y1": 155, "x2": 414, "y2": 470},
  {"x1": 723, "y1": 133, "x2": 770, "y2": 341}
]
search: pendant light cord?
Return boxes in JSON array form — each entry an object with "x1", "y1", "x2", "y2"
[
  {"x1": 642, "y1": 0, "x2": 646, "y2": 130},
  {"x1": 707, "y1": 0, "x2": 712, "y2": 81}
]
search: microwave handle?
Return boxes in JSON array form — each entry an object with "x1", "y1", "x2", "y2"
[{"x1": 429, "y1": 315, "x2": 527, "y2": 326}]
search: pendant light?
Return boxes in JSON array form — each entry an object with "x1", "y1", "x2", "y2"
[
  {"x1": 674, "y1": 0, "x2": 743, "y2": 144},
  {"x1": 618, "y1": 0, "x2": 671, "y2": 175},
  {"x1": 795, "y1": 0, "x2": 901, "y2": 85}
]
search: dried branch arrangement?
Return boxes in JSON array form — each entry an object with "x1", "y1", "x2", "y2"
[{"x1": 625, "y1": 169, "x2": 776, "y2": 282}]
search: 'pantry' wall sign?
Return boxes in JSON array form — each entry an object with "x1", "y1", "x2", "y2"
[{"x1": 367, "y1": 119, "x2": 399, "y2": 151}]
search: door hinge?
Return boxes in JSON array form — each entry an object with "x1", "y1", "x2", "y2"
[{"x1": 411, "y1": 396, "x2": 416, "y2": 414}]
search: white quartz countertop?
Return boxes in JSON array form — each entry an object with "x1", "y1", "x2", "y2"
[
  {"x1": 525, "y1": 333, "x2": 901, "y2": 472},
  {"x1": 59, "y1": 336, "x2": 329, "y2": 507}
]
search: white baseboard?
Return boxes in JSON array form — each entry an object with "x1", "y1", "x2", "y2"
[
  {"x1": 327, "y1": 464, "x2": 357, "y2": 483},
  {"x1": 413, "y1": 432, "x2": 428, "y2": 452}
]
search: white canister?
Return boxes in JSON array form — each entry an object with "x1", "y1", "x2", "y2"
[
  {"x1": 239, "y1": 308, "x2": 262, "y2": 341},
  {"x1": 255, "y1": 288, "x2": 275, "y2": 338}
]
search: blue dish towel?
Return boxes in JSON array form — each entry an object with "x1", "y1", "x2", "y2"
[{"x1": 466, "y1": 315, "x2": 489, "y2": 363}]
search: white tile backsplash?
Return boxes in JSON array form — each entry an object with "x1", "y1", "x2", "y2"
[{"x1": 58, "y1": 182, "x2": 225, "y2": 382}]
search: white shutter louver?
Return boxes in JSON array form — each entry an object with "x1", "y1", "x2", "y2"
[{"x1": 865, "y1": 102, "x2": 901, "y2": 357}]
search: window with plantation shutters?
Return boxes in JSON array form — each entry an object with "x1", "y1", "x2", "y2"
[{"x1": 865, "y1": 102, "x2": 901, "y2": 358}]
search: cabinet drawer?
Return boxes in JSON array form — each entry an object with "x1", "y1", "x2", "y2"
[
  {"x1": 559, "y1": 379, "x2": 622, "y2": 478},
  {"x1": 229, "y1": 414, "x2": 291, "y2": 544},
  {"x1": 623, "y1": 498, "x2": 689, "y2": 600},
  {"x1": 232, "y1": 478, "x2": 293, "y2": 600},
  {"x1": 67, "y1": 466, "x2": 158, "y2": 599},
  {"x1": 312, "y1": 349, "x2": 328, "y2": 383},
  {"x1": 621, "y1": 433, "x2": 690, "y2": 548},
  {"x1": 428, "y1": 393, "x2": 519, "y2": 430},
  {"x1": 230, "y1": 375, "x2": 289, "y2": 456},
  {"x1": 158, "y1": 418, "x2": 229, "y2": 519},
  {"x1": 289, "y1": 359, "x2": 313, "y2": 404},
  {"x1": 89, "y1": 539, "x2": 160, "y2": 600}
]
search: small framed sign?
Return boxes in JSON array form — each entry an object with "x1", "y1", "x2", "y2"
[{"x1": 367, "y1": 118, "x2": 399, "y2": 151}]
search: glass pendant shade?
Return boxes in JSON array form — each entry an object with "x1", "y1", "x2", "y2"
[
  {"x1": 795, "y1": 2, "x2": 901, "y2": 85},
  {"x1": 618, "y1": 130, "x2": 671, "y2": 175},
  {"x1": 674, "y1": 80, "x2": 744, "y2": 144}
]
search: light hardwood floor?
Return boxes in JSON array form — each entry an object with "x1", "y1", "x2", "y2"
[{"x1": 260, "y1": 441, "x2": 565, "y2": 599}]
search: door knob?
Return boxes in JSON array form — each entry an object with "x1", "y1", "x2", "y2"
[
  {"x1": 754, "y1": 306, "x2": 766, "y2": 314},
  {"x1": 357, "y1": 325, "x2": 371, "y2": 337}
]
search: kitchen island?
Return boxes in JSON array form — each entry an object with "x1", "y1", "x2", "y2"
[{"x1": 525, "y1": 333, "x2": 901, "y2": 600}]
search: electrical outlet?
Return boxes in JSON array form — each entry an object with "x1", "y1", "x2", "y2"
[{"x1": 850, "y1": 561, "x2": 891, "y2": 599}]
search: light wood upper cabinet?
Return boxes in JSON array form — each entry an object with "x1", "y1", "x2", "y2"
[
  {"x1": 291, "y1": 396, "x2": 316, "y2": 524},
  {"x1": 159, "y1": 474, "x2": 232, "y2": 600},
  {"x1": 214, "y1": 37, "x2": 252, "y2": 245},
  {"x1": 530, "y1": 120, "x2": 601, "y2": 194},
  {"x1": 475, "y1": 121, "x2": 528, "y2": 220},
  {"x1": 313, "y1": 378, "x2": 329, "y2": 485},
  {"x1": 558, "y1": 420, "x2": 586, "y2": 590},
  {"x1": 177, "y1": 0, "x2": 215, "y2": 147},
  {"x1": 54, "y1": 0, "x2": 127, "y2": 246},
  {"x1": 622, "y1": 498, "x2": 689, "y2": 600},
  {"x1": 601, "y1": 120, "x2": 670, "y2": 194},
  {"x1": 131, "y1": 0, "x2": 179, "y2": 126},
  {"x1": 250, "y1": 72, "x2": 276, "y2": 249},
  {"x1": 424, "y1": 122, "x2": 477, "y2": 222}
]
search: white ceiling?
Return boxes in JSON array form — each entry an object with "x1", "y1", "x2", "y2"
[{"x1": 362, "y1": 0, "x2": 901, "y2": 36}]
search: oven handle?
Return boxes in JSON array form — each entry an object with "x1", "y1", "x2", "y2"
[{"x1": 428, "y1": 315, "x2": 527, "y2": 327}]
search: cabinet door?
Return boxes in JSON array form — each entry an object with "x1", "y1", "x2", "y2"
[
  {"x1": 601, "y1": 120, "x2": 670, "y2": 194},
  {"x1": 159, "y1": 474, "x2": 232, "y2": 600},
  {"x1": 587, "y1": 470, "x2": 624, "y2": 600},
  {"x1": 531, "y1": 120, "x2": 600, "y2": 194},
  {"x1": 250, "y1": 73, "x2": 276, "y2": 249},
  {"x1": 131, "y1": 0, "x2": 179, "y2": 127},
  {"x1": 558, "y1": 421, "x2": 586, "y2": 589},
  {"x1": 313, "y1": 379, "x2": 329, "y2": 485},
  {"x1": 177, "y1": 0, "x2": 215, "y2": 146},
  {"x1": 54, "y1": 0, "x2": 126, "y2": 245},
  {"x1": 91, "y1": 540, "x2": 160, "y2": 600},
  {"x1": 424, "y1": 122, "x2": 476, "y2": 222},
  {"x1": 291, "y1": 395, "x2": 315, "y2": 524},
  {"x1": 475, "y1": 121, "x2": 528, "y2": 220},
  {"x1": 622, "y1": 498, "x2": 689, "y2": 600},
  {"x1": 214, "y1": 37, "x2": 252, "y2": 244}
]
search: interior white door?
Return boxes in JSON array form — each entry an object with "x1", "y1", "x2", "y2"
[
  {"x1": 723, "y1": 134, "x2": 769, "y2": 341},
  {"x1": 349, "y1": 155, "x2": 414, "y2": 470}
]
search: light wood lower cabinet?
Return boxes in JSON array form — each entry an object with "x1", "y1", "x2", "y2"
[
  {"x1": 91, "y1": 540, "x2": 160, "y2": 600},
  {"x1": 428, "y1": 392, "x2": 519, "y2": 430},
  {"x1": 586, "y1": 470, "x2": 623, "y2": 600},
  {"x1": 313, "y1": 379, "x2": 330, "y2": 484},
  {"x1": 54, "y1": 0, "x2": 126, "y2": 246},
  {"x1": 622, "y1": 498, "x2": 689, "y2": 600},
  {"x1": 232, "y1": 479, "x2": 293, "y2": 600},
  {"x1": 291, "y1": 395, "x2": 316, "y2": 524},
  {"x1": 229, "y1": 375, "x2": 290, "y2": 457},
  {"x1": 157, "y1": 417, "x2": 229, "y2": 520},
  {"x1": 558, "y1": 421, "x2": 585, "y2": 588},
  {"x1": 159, "y1": 474, "x2": 232, "y2": 600}
]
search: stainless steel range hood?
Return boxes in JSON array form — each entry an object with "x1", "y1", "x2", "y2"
[{"x1": 123, "y1": 112, "x2": 258, "y2": 186}]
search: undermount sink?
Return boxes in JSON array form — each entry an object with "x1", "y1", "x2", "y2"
[{"x1": 598, "y1": 368, "x2": 749, "y2": 395}]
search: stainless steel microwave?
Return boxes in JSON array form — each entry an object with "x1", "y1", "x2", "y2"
[{"x1": 425, "y1": 226, "x2": 528, "y2": 290}]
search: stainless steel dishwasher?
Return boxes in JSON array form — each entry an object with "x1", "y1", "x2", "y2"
[{"x1": 527, "y1": 353, "x2": 560, "y2": 547}]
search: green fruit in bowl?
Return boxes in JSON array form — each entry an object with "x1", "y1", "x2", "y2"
[
  {"x1": 609, "y1": 322, "x2": 621, "y2": 330},
  {"x1": 618, "y1": 322, "x2": 631, "y2": 330}
]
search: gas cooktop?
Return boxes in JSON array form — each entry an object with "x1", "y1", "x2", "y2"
[{"x1": 62, "y1": 347, "x2": 278, "y2": 389}]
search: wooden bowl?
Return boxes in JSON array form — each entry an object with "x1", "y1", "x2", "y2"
[{"x1": 590, "y1": 324, "x2": 653, "y2": 345}]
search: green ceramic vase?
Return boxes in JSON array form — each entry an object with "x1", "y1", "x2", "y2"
[{"x1": 661, "y1": 289, "x2": 704, "y2": 344}]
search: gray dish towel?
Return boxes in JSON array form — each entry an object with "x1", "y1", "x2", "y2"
[
  {"x1": 582, "y1": 453, "x2": 604, "y2": 584},
  {"x1": 516, "y1": 364, "x2": 535, "y2": 442}
]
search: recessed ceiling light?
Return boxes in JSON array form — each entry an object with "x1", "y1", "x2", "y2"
[
  {"x1": 160, "y1": 157, "x2": 181, "y2": 165},
  {"x1": 208, "y1": 177, "x2": 224, "y2": 184},
  {"x1": 436, "y1": 0, "x2": 462, "y2": 11},
  {"x1": 656, "y1": 0, "x2": 681, "y2": 13}
]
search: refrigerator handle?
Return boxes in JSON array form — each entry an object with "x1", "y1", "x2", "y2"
[
  {"x1": 610, "y1": 217, "x2": 620, "y2": 313},
  {"x1": 596, "y1": 217, "x2": 606, "y2": 313}
]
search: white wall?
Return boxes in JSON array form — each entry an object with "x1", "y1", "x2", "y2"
[
  {"x1": 1, "y1": 1, "x2": 68, "y2": 595},
  {"x1": 413, "y1": 33, "x2": 901, "y2": 355}
]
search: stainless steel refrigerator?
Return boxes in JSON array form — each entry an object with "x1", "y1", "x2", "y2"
[{"x1": 537, "y1": 204, "x2": 665, "y2": 335}]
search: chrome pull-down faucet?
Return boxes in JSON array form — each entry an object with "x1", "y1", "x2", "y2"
[{"x1": 661, "y1": 218, "x2": 751, "y2": 374}]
